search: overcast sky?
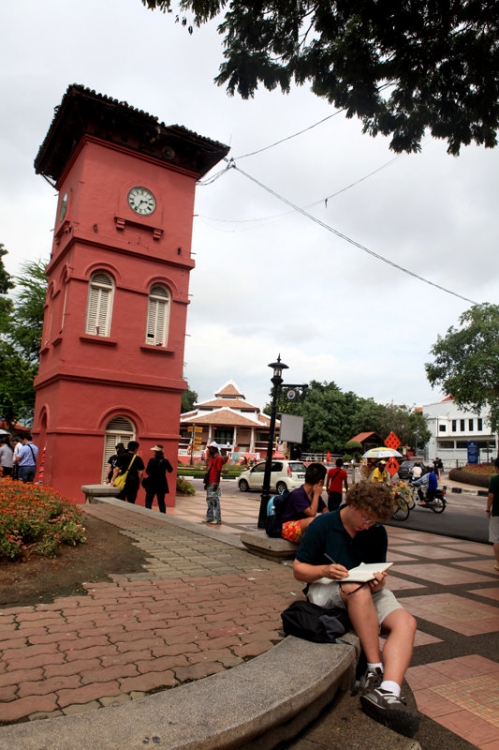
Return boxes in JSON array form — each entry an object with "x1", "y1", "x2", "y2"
[{"x1": 2, "y1": 0, "x2": 498, "y2": 413}]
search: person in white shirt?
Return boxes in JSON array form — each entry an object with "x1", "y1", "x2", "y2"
[
  {"x1": 11, "y1": 437, "x2": 22, "y2": 480},
  {"x1": 410, "y1": 465, "x2": 422, "y2": 480}
]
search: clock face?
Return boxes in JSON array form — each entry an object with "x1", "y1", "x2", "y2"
[
  {"x1": 127, "y1": 186, "x2": 156, "y2": 216},
  {"x1": 59, "y1": 192, "x2": 68, "y2": 222}
]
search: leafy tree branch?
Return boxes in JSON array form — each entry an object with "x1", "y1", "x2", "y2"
[{"x1": 141, "y1": 0, "x2": 499, "y2": 154}]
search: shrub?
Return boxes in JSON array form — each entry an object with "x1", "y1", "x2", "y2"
[
  {"x1": 176, "y1": 477, "x2": 196, "y2": 496},
  {"x1": 448, "y1": 466, "x2": 493, "y2": 488},
  {"x1": 0, "y1": 479, "x2": 86, "y2": 561},
  {"x1": 345, "y1": 440, "x2": 363, "y2": 452}
]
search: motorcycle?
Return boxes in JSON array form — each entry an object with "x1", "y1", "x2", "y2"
[{"x1": 409, "y1": 481, "x2": 447, "y2": 513}]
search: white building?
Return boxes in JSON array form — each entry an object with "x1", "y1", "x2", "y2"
[{"x1": 422, "y1": 396, "x2": 497, "y2": 467}]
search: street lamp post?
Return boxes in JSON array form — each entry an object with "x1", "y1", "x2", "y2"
[
  {"x1": 414, "y1": 429, "x2": 420, "y2": 457},
  {"x1": 258, "y1": 355, "x2": 288, "y2": 528}
]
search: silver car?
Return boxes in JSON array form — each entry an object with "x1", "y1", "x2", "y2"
[{"x1": 237, "y1": 460, "x2": 307, "y2": 494}]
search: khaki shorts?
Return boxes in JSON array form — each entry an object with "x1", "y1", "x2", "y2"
[
  {"x1": 307, "y1": 581, "x2": 402, "y2": 626},
  {"x1": 489, "y1": 516, "x2": 499, "y2": 544}
]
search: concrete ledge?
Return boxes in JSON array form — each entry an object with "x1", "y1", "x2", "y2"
[
  {"x1": 240, "y1": 530, "x2": 298, "y2": 559},
  {"x1": 443, "y1": 485, "x2": 488, "y2": 498},
  {"x1": 81, "y1": 484, "x2": 121, "y2": 503},
  {"x1": 0, "y1": 635, "x2": 358, "y2": 750}
]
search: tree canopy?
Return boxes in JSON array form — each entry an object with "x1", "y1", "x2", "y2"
[
  {"x1": 0, "y1": 244, "x2": 14, "y2": 333},
  {"x1": 0, "y1": 251, "x2": 47, "y2": 430},
  {"x1": 265, "y1": 379, "x2": 430, "y2": 453},
  {"x1": 142, "y1": 0, "x2": 499, "y2": 154},
  {"x1": 426, "y1": 303, "x2": 499, "y2": 432},
  {"x1": 181, "y1": 385, "x2": 199, "y2": 412}
]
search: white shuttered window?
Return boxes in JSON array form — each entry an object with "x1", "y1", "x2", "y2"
[
  {"x1": 146, "y1": 284, "x2": 170, "y2": 346},
  {"x1": 85, "y1": 272, "x2": 114, "y2": 337}
]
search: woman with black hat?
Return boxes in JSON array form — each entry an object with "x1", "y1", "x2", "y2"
[{"x1": 143, "y1": 445, "x2": 173, "y2": 513}]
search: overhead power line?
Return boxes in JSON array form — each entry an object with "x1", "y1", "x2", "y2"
[
  {"x1": 227, "y1": 161, "x2": 477, "y2": 305},
  {"x1": 232, "y1": 110, "x2": 344, "y2": 160}
]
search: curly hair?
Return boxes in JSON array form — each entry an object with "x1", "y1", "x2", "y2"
[{"x1": 345, "y1": 482, "x2": 393, "y2": 522}]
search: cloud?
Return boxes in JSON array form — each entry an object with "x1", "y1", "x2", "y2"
[{"x1": 2, "y1": 0, "x2": 499, "y2": 416}]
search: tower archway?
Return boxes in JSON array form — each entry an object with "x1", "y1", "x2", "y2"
[{"x1": 101, "y1": 416, "x2": 135, "y2": 482}]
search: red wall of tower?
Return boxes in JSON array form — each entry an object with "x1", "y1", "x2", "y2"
[{"x1": 33, "y1": 137, "x2": 198, "y2": 503}]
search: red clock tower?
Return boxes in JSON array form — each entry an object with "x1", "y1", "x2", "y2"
[{"x1": 32, "y1": 85, "x2": 229, "y2": 502}]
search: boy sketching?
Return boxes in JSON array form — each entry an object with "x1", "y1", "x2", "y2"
[{"x1": 293, "y1": 482, "x2": 420, "y2": 738}]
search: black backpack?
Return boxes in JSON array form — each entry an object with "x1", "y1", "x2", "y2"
[
  {"x1": 281, "y1": 600, "x2": 351, "y2": 643},
  {"x1": 265, "y1": 490, "x2": 290, "y2": 538}
]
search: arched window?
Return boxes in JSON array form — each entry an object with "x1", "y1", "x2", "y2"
[
  {"x1": 101, "y1": 415, "x2": 135, "y2": 482},
  {"x1": 146, "y1": 284, "x2": 170, "y2": 346},
  {"x1": 85, "y1": 272, "x2": 114, "y2": 337}
]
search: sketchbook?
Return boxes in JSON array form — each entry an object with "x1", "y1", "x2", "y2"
[{"x1": 317, "y1": 561, "x2": 393, "y2": 584}]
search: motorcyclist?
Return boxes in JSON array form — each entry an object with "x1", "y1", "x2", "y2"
[{"x1": 411, "y1": 467, "x2": 438, "y2": 505}]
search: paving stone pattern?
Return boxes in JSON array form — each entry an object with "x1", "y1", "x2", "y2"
[
  {"x1": 2, "y1": 491, "x2": 499, "y2": 750},
  {"x1": 0, "y1": 504, "x2": 299, "y2": 725}
]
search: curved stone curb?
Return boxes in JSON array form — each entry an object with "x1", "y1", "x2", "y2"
[
  {"x1": 444, "y1": 485, "x2": 489, "y2": 497},
  {"x1": 0, "y1": 636, "x2": 358, "y2": 750},
  {"x1": 240, "y1": 530, "x2": 298, "y2": 559}
]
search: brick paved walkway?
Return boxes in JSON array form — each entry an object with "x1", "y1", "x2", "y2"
[
  {"x1": 0, "y1": 502, "x2": 299, "y2": 725},
  {"x1": 2, "y1": 486, "x2": 499, "y2": 750}
]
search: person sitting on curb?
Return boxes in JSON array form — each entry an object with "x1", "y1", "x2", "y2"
[
  {"x1": 292, "y1": 482, "x2": 420, "y2": 738},
  {"x1": 280, "y1": 462, "x2": 328, "y2": 544}
]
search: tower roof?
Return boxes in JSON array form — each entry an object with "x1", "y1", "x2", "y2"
[{"x1": 35, "y1": 84, "x2": 230, "y2": 183}]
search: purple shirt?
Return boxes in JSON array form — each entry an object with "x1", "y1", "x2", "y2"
[{"x1": 281, "y1": 485, "x2": 326, "y2": 522}]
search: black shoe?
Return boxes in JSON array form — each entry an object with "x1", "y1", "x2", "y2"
[{"x1": 360, "y1": 688, "x2": 420, "y2": 738}]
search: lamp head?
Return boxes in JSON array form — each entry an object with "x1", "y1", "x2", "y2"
[{"x1": 268, "y1": 354, "x2": 289, "y2": 380}]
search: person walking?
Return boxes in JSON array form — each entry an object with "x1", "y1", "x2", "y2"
[
  {"x1": 112, "y1": 441, "x2": 144, "y2": 504},
  {"x1": 204, "y1": 442, "x2": 223, "y2": 524},
  {"x1": 143, "y1": 445, "x2": 173, "y2": 514},
  {"x1": 326, "y1": 458, "x2": 349, "y2": 511}
]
